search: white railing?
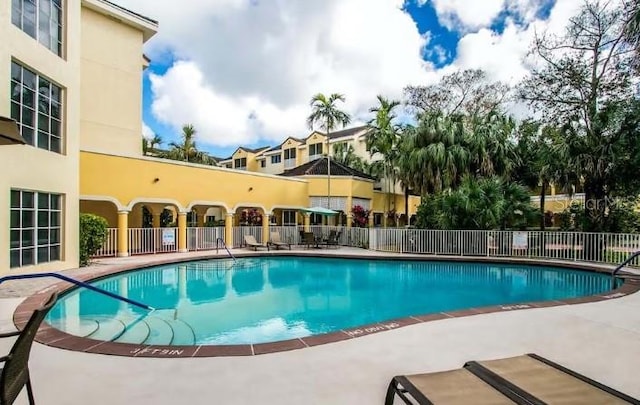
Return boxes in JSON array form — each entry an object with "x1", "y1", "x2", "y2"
[
  {"x1": 284, "y1": 158, "x2": 296, "y2": 168},
  {"x1": 187, "y1": 227, "x2": 225, "y2": 251},
  {"x1": 93, "y1": 228, "x2": 118, "y2": 257},
  {"x1": 128, "y1": 228, "x2": 178, "y2": 255},
  {"x1": 298, "y1": 225, "x2": 369, "y2": 247},
  {"x1": 369, "y1": 229, "x2": 640, "y2": 267},
  {"x1": 232, "y1": 226, "x2": 263, "y2": 248},
  {"x1": 269, "y1": 226, "x2": 300, "y2": 244}
]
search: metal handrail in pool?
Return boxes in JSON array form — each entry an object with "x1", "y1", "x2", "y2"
[
  {"x1": 215, "y1": 238, "x2": 236, "y2": 262},
  {"x1": 0, "y1": 273, "x2": 155, "y2": 311},
  {"x1": 611, "y1": 250, "x2": 640, "y2": 289}
]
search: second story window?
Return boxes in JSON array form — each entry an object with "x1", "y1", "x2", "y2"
[
  {"x1": 308, "y1": 143, "x2": 323, "y2": 160},
  {"x1": 283, "y1": 148, "x2": 296, "y2": 168},
  {"x1": 12, "y1": 0, "x2": 63, "y2": 56},
  {"x1": 271, "y1": 155, "x2": 281, "y2": 164},
  {"x1": 234, "y1": 157, "x2": 247, "y2": 170},
  {"x1": 11, "y1": 61, "x2": 63, "y2": 153}
]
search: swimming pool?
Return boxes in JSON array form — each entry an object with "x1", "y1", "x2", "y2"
[{"x1": 46, "y1": 257, "x2": 613, "y2": 346}]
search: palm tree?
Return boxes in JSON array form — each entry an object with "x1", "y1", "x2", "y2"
[
  {"x1": 307, "y1": 93, "x2": 351, "y2": 211},
  {"x1": 332, "y1": 142, "x2": 367, "y2": 171},
  {"x1": 168, "y1": 124, "x2": 198, "y2": 163},
  {"x1": 398, "y1": 111, "x2": 470, "y2": 195},
  {"x1": 142, "y1": 134, "x2": 163, "y2": 156},
  {"x1": 366, "y1": 96, "x2": 402, "y2": 223}
]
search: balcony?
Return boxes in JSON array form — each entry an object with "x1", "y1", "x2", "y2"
[{"x1": 284, "y1": 158, "x2": 296, "y2": 169}]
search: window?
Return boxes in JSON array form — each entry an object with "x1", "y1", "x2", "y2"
[
  {"x1": 308, "y1": 143, "x2": 323, "y2": 160},
  {"x1": 234, "y1": 157, "x2": 247, "y2": 170},
  {"x1": 11, "y1": 61, "x2": 63, "y2": 153},
  {"x1": 10, "y1": 190, "x2": 62, "y2": 268},
  {"x1": 284, "y1": 148, "x2": 296, "y2": 168},
  {"x1": 282, "y1": 210, "x2": 297, "y2": 226},
  {"x1": 271, "y1": 155, "x2": 281, "y2": 164},
  {"x1": 284, "y1": 148, "x2": 296, "y2": 160},
  {"x1": 310, "y1": 213, "x2": 323, "y2": 225},
  {"x1": 225, "y1": 163, "x2": 232, "y2": 169},
  {"x1": 12, "y1": 0, "x2": 63, "y2": 56},
  {"x1": 260, "y1": 160, "x2": 266, "y2": 168}
]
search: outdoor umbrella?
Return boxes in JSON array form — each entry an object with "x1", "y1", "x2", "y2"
[
  {"x1": 0, "y1": 116, "x2": 25, "y2": 146},
  {"x1": 299, "y1": 206, "x2": 339, "y2": 216}
]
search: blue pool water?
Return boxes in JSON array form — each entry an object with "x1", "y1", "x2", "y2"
[{"x1": 46, "y1": 257, "x2": 613, "y2": 345}]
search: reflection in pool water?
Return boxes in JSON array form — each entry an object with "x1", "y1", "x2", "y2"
[{"x1": 46, "y1": 257, "x2": 612, "y2": 345}]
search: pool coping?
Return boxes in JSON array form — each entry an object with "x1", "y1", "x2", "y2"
[{"x1": 13, "y1": 251, "x2": 640, "y2": 358}]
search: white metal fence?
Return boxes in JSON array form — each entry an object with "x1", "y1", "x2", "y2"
[
  {"x1": 232, "y1": 226, "x2": 263, "y2": 248},
  {"x1": 94, "y1": 225, "x2": 638, "y2": 268},
  {"x1": 94, "y1": 228, "x2": 118, "y2": 257},
  {"x1": 128, "y1": 228, "x2": 178, "y2": 255},
  {"x1": 187, "y1": 227, "x2": 225, "y2": 251},
  {"x1": 369, "y1": 229, "x2": 640, "y2": 267}
]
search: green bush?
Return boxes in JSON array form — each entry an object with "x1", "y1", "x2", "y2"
[{"x1": 79, "y1": 213, "x2": 108, "y2": 266}]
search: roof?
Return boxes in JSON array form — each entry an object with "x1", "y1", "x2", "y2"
[
  {"x1": 241, "y1": 146, "x2": 270, "y2": 154},
  {"x1": 309, "y1": 125, "x2": 370, "y2": 140},
  {"x1": 279, "y1": 157, "x2": 376, "y2": 180},
  {"x1": 101, "y1": 0, "x2": 158, "y2": 24},
  {"x1": 265, "y1": 137, "x2": 304, "y2": 153}
]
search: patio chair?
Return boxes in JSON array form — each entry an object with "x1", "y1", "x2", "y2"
[
  {"x1": 302, "y1": 232, "x2": 316, "y2": 249},
  {"x1": 243, "y1": 234, "x2": 269, "y2": 251},
  {"x1": 385, "y1": 353, "x2": 640, "y2": 405},
  {"x1": 0, "y1": 292, "x2": 58, "y2": 405},
  {"x1": 324, "y1": 230, "x2": 340, "y2": 249},
  {"x1": 269, "y1": 232, "x2": 291, "y2": 250}
]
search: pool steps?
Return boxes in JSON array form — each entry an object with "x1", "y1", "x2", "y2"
[{"x1": 53, "y1": 312, "x2": 198, "y2": 346}]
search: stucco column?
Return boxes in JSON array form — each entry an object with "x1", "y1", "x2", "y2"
[
  {"x1": 178, "y1": 212, "x2": 188, "y2": 253},
  {"x1": 178, "y1": 265, "x2": 187, "y2": 299},
  {"x1": 304, "y1": 213, "x2": 311, "y2": 232},
  {"x1": 347, "y1": 215, "x2": 353, "y2": 228},
  {"x1": 225, "y1": 213, "x2": 234, "y2": 247},
  {"x1": 368, "y1": 214, "x2": 374, "y2": 228},
  {"x1": 262, "y1": 213, "x2": 271, "y2": 244},
  {"x1": 152, "y1": 213, "x2": 161, "y2": 228},
  {"x1": 117, "y1": 210, "x2": 129, "y2": 257},
  {"x1": 196, "y1": 207, "x2": 207, "y2": 227}
]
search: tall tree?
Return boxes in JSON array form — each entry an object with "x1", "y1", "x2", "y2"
[
  {"x1": 168, "y1": 124, "x2": 198, "y2": 163},
  {"x1": 624, "y1": 0, "x2": 640, "y2": 61},
  {"x1": 513, "y1": 122, "x2": 572, "y2": 230},
  {"x1": 307, "y1": 93, "x2": 351, "y2": 211},
  {"x1": 332, "y1": 142, "x2": 367, "y2": 172},
  {"x1": 518, "y1": 0, "x2": 638, "y2": 236},
  {"x1": 404, "y1": 69, "x2": 510, "y2": 117},
  {"x1": 398, "y1": 112, "x2": 469, "y2": 195},
  {"x1": 366, "y1": 96, "x2": 402, "y2": 221}
]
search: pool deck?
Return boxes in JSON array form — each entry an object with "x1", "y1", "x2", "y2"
[{"x1": 1, "y1": 248, "x2": 640, "y2": 404}]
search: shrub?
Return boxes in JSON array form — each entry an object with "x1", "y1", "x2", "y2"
[
  {"x1": 351, "y1": 205, "x2": 370, "y2": 227},
  {"x1": 79, "y1": 213, "x2": 108, "y2": 266}
]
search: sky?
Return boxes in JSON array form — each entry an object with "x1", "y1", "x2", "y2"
[{"x1": 113, "y1": 0, "x2": 583, "y2": 158}]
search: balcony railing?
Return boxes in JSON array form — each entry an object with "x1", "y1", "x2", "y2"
[{"x1": 284, "y1": 158, "x2": 296, "y2": 168}]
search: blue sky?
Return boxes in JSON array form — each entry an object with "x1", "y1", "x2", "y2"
[{"x1": 136, "y1": 0, "x2": 562, "y2": 158}]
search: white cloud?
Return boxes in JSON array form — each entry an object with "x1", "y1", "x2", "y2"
[
  {"x1": 114, "y1": 0, "x2": 434, "y2": 148},
  {"x1": 449, "y1": 0, "x2": 583, "y2": 85},
  {"x1": 142, "y1": 122, "x2": 154, "y2": 139},
  {"x1": 426, "y1": 0, "x2": 506, "y2": 30},
  {"x1": 422, "y1": 0, "x2": 558, "y2": 31},
  {"x1": 114, "y1": 0, "x2": 588, "y2": 148}
]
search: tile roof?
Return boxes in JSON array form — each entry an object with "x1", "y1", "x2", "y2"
[
  {"x1": 264, "y1": 137, "x2": 304, "y2": 153},
  {"x1": 279, "y1": 157, "x2": 375, "y2": 180},
  {"x1": 322, "y1": 125, "x2": 370, "y2": 140}
]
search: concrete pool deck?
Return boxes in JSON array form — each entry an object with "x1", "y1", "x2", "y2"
[{"x1": 1, "y1": 248, "x2": 639, "y2": 404}]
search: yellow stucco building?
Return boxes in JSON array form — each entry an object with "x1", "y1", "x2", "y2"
[{"x1": 1, "y1": 0, "x2": 418, "y2": 276}]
